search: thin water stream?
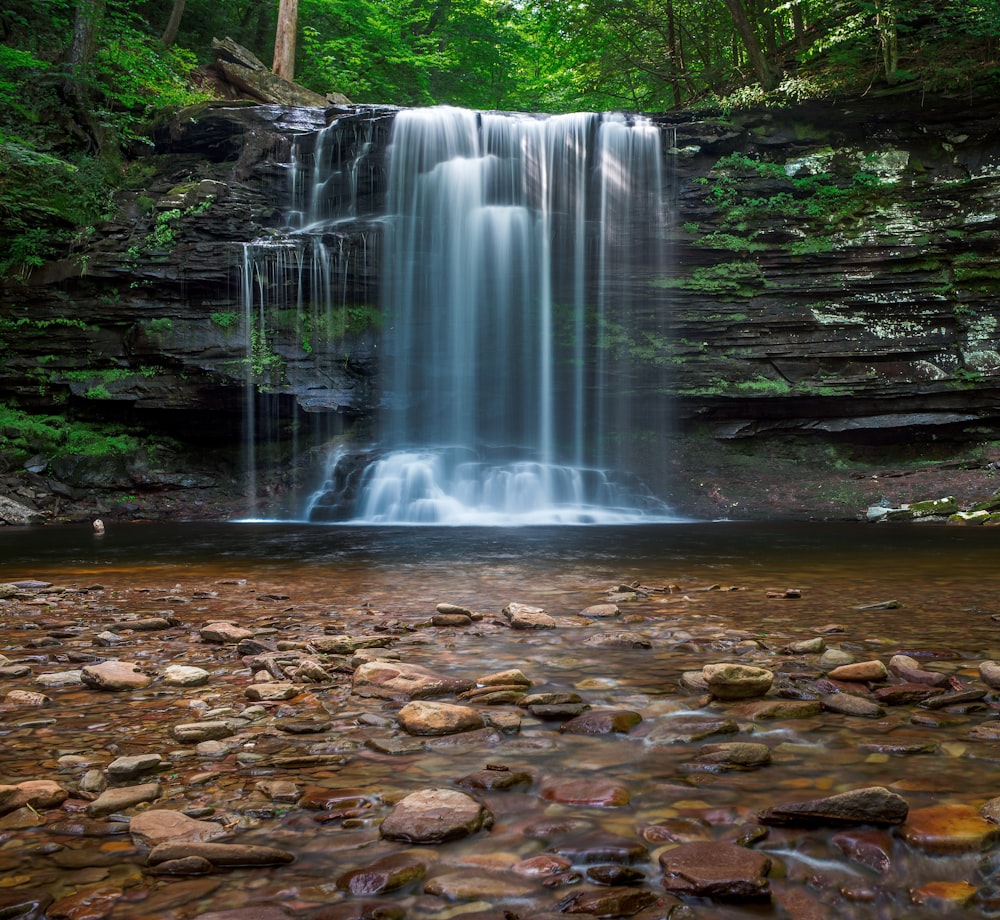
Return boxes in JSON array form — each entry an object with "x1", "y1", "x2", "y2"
[{"x1": 1, "y1": 522, "x2": 999, "y2": 919}]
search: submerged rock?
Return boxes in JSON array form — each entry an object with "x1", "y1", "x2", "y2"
[
  {"x1": 758, "y1": 785, "x2": 908, "y2": 827},
  {"x1": 659, "y1": 841, "x2": 771, "y2": 900}
]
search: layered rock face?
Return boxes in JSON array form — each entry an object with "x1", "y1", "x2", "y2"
[{"x1": 2, "y1": 92, "x2": 999, "y2": 512}]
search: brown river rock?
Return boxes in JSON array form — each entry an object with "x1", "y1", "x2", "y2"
[
  {"x1": 659, "y1": 841, "x2": 771, "y2": 899},
  {"x1": 379, "y1": 788, "x2": 493, "y2": 843},
  {"x1": 759, "y1": 785, "x2": 909, "y2": 827}
]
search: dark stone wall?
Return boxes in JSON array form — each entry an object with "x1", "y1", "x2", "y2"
[{"x1": 2, "y1": 92, "x2": 999, "y2": 503}]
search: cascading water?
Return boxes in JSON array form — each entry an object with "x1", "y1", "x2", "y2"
[{"x1": 302, "y1": 105, "x2": 678, "y2": 524}]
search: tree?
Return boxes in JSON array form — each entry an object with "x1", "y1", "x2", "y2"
[
  {"x1": 722, "y1": 0, "x2": 781, "y2": 90},
  {"x1": 161, "y1": 0, "x2": 186, "y2": 47},
  {"x1": 273, "y1": 0, "x2": 298, "y2": 80},
  {"x1": 62, "y1": 0, "x2": 108, "y2": 151}
]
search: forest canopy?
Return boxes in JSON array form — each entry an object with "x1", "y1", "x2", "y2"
[{"x1": 0, "y1": 0, "x2": 998, "y2": 276}]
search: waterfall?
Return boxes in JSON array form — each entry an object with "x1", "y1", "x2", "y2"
[{"x1": 305, "y1": 106, "x2": 676, "y2": 524}]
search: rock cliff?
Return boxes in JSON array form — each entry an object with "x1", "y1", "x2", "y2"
[{"x1": 2, "y1": 91, "x2": 999, "y2": 521}]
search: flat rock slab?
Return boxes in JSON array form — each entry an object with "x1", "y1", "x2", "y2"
[
  {"x1": 559, "y1": 708, "x2": 643, "y2": 735},
  {"x1": 557, "y1": 886, "x2": 663, "y2": 915},
  {"x1": 129, "y1": 809, "x2": 229, "y2": 847},
  {"x1": 644, "y1": 716, "x2": 739, "y2": 745},
  {"x1": 900, "y1": 804, "x2": 1000, "y2": 854},
  {"x1": 695, "y1": 742, "x2": 771, "y2": 767},
  {"x1": 80, "y1": 660, "x2": 152, "y2": 691},
  {"x1": 353, "y1": 661, "x2": 474, "y2": 701},
  {"x1": 87, "y1": 782, "x2": 161, "y2": 817},
  {"x1": 423, "y1": 871, "x2": 535, "y2": 901},
  {"x1": 821, "y1": 693, "x2": 886, "y2": 718},
  {"x1": 396, "y1": 700, "x2": 485, "y2": 736},
  {"x1": 336, "y1": 853, "x2": 427, "y2": 895},
  {"x1": 730, "y1": 699, "x2": 822, "y2": 720},
  {"x1": 199, "y1": 622, "x2": 255, "y2": 643},
  {"x1": 759, "y1": 785, "x2": 908, "y2": 827},
  {"x1": 659, "y1": 841, "x2": 771, "y2": 900},
  {"x1": 379, "y1": 788, "x2": 493, "y2": 843},
  {"x1": 147, "y1": 842, "x2": 295, "y2": 867},
  {"x1": 541, "y1": 780, "x2": 631, "y2": 808}
]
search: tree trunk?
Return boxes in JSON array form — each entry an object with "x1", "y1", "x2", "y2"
[
  {"x1": 272, "y1": 0, "x2": 298, "y2": 81},
  {"x1": 723, "y1": 0, "x2": 780, "y2": 90},
  {"x1": 161, "y1": 0, "x2": 185, "y2": 48},
  {"x1": 874, "y1": 0, "x2": 898, "y2": 84},
  {"x1": 62, "y1": 0, "x2": 107, "y2": 152}
]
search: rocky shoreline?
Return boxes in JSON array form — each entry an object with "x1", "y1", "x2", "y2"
[{"x1": 4, "y1": 562, "x2": 1000, "y2": 919}]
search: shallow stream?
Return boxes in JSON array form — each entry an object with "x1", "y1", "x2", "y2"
[{"x1": 1, "y1": 521, "x2": 999, "y2": 919}]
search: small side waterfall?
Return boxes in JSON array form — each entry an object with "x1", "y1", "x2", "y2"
[{"x1": 306, "y1": 106, "x2": 676, "y2": 524}]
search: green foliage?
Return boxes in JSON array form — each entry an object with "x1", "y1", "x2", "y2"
[
  {"x1": 0, "y1": 402, "x2": 141, "y2": 458},
  {"x1": 211, "y1": 311, "x2": 240, "y2": 330},
  {"x1": 657, "y1": 261, "x2": 766, "y2": 298}
]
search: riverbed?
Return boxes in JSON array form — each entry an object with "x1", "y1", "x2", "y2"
[{"x1": 1, "y1": 521, "x2": 999, "y2": 919}]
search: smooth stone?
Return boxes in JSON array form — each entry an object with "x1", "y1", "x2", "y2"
[
  {"x1": 759, "y1": 785, "x2": 908, "y2": 827},
  {"x1": 35, "y1": 670, "x2": 83, "y2": 688},
  {"x1": 436, "y1": 602, "x2": 474, "y2": 616},
  {"x1": 550, "y1": 832, "x2": 649, "y2": 864},
  {"x1": 299, "y1": 787, "x2": 376, "y2": 812},
  {"x1": 172, "y1": 721, "x2": 236, "y2": 743},
  {"x1": 731, "y1": 699, "x2": 821, "y2": 720},
  {"x1": 678, "y1": 670, "x2": 710, "y2": 693},
  {"x1": 557, "y1": 886, "x2": 660, "y2": 915},
  {"x1": 476, "y1": 668, "x2": 531, "y2": 687},
  {"x1": 644, "y1": 716, "x2": 739, "y2": 746},
  {"x1": 982, "y1": 797, "x2": 1000, "y2": 825},
  {"x1": 582, "y1": 632, "x2": 652, "y2": 648},
  {"x1": 244, "y1": 681, "x2": 302, "y2": 701},
  {"x1": 585, "y1": 865, "x2": 645, "y2": 885},
  {"x1": 579, "y1": 603, "x2": 621, "y2": 618},
  {"x1": 107, "y1": 753, "x2": 163, "y2": 780},
  {"x1": 456, "y1": 768, "x2": 533, "y2": 792},
  {"x1": 788, "y1": 637, "x2": 825, "y2": 654},
  {"x1": 129, "y1": 809, "x2": 229, "y2": 846},
  {"x1": 254, "y1": 779, "x2": 301, "y2": 803},
  {"x1": 821, "y1": 693, "x2": 886, "y2": 718},
  {"x1": 422, "y1": 871, "x2": 534, "y2": 901},
  {"x1": 900, "y1": 804, "x2": 1000, "y2": 854},
  {"x1": 199, "y1": 622, "x2": 255, "y2": 643},
  {"x1": 147, "y1": 842, "x2": 295, "y2": 866},
  {"x1": 702, "y1": 662, "x2": 774, "y2": 700},
  {"x1": 79, "y1": 660, "x2": 152, "y2": 691},
  {"x1": 559, "y1": 708, "x2": 643, "y2": 735},
  {"x1": 695, "y1": 742, "x2": 771, "y2": 766},
  {"x1": 888, "y1": 654, "x2": 949, "y2": 687},
  {"x1": 162, "y1": 664, "x2": 211, "y2": 686},
  {"x1": 396, "y1": 700, "x2": 485, "y2": 736},
  {"x1": 431, "y1": 613, "x2": 472, "y2": 627},
  {"x1": 827, "y1": 660, "x2": 888, "y2": 682},
  {"x1": 541, "y1": 780, "x2": 630, "y2": 807},
  {"x1": 87, "y1": 782, "x2": 161, "y2": 817},
  {"x1": 312, "y1": 635, "x2": 392, "y2": 654},
  {"x1": 659, "y1": 841, "x2": 771, "y2": 900},
  {"x1": 819, "y1": 648, "x2": 856, "y2": 668},
  {"x1": 308, "y1": 902, "x2": 404, "y2": 920},
  {"x1": 874, "y1": 683, "x2": 946, "y2": 705},
  {"x1": 353, "y1": 661, "x2": 474, "y2": 701},
  {"x1": 2, "y1": 689, "x2": 50, "y2": 707},
  {"x1": 336, "y1": 853, "x2": 427, "y2": 894},
  {"x1": 832, "y1": 829, "x2": 894, "y2": 873},
  {"x1": 511, "y1": 854, "x2": 572, "y2": 877},
  {"x1": 379, "y1": 789, "x2": 493, "y2": 843},
  {"x1": 503, "y1": 602, "x2": 555, "y2": 630},
  {"x1": 147, "y1": 855, "x2": 215, "y2": 876},
  {"x1": 0, "y1": 780, "x2": 68, "y2": 815},
  {"x1": 979, "y1": 660, "x2": 1000, "y2": 689}
]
